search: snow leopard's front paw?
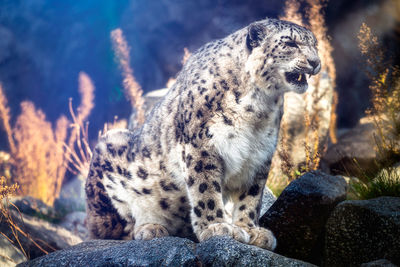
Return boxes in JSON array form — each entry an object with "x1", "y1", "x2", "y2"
[
  {"x1": 134, "y1": 223, "x2": 169, "y2": 240},
  {"x1": 198, "y1": 222, "x2": 250, "y2": 244},
  {"x1": 245, "y1": 226, "x2": 277, "y2": 250}
]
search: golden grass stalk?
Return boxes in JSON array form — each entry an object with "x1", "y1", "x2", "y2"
[
  {"x1": 0, "y1": 84, "x2": 16, "y2": 154},
  {"x1": 111, "y1": 28, "x2": 145, "y2": 125},
  {"x1": 64, "y1": 72, "x2": 95, "y2": 178},
  {"x1": 76, "y1": 72, "x2": 94, "y2": 124},
  {"x1": 306, "y1": 0, "x2": 337, "y2": 144},
  {"x1": 306, "y1": 0, "x2": 336, "y2": 85},
  {"x1": 99, "y1": 116, "x2": 127, "y2": 137},
  {"x1": 181, "y1": 47, "x2": 191, "y2": 65}
]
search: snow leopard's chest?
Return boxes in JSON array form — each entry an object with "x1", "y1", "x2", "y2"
[{"x1": 208, "y1": 106, "x2": 281, "y2": 193}]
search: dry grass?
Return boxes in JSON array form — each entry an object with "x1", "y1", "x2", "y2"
[
  {"x1": 347, "y1": 22, "x2": 400, "y2": 199},
  {"x1": 0, "y1": 176, "x2": 50, "y2": 259},
  {"x1": 280, "y1": 0, "x2": 303, "y2": 26},
  {"x1": 111, "y1": 28, "x2": 145, "y2": 125},
  {"x1": 0, "y1": 84, "x2": 16, "y2": 154},
  {"x1": 99, "y1": 116, "x2": 128, "y2": 138},
  {"x1": 0, "y1": 72, "x2": 95, "y2": 206},
  {"x1": 10, "y1": 102, "x2": 68, "y2": 206},
  {"x1": 359, "y1": 22, "x2": 400, "y2": 163},
  {"x1": 64, "y1": 72, "x2": 95, "y2": 178}
]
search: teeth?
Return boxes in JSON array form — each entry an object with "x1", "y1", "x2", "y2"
[{"x1": 298, "y1": 74, "x2": 302, "y2": 81}]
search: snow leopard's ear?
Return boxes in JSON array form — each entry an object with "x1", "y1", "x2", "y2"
[{"x1": 246, "y1": 22, "x2": 266, "y2": 52}]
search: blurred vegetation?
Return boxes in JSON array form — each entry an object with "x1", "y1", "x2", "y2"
[
  {"x1": 349, "y1": 23, "x2": 400, "y2": 199},
  {"x1": 0, "y1": 73, "x2": 94, "y2": 206}
]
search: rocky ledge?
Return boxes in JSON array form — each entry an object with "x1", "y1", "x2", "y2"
[{"x1": 18, "y1": 236, "x2": 315, "y2": 267}]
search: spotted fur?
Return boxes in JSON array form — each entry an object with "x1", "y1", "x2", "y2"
[{"x1": 85, "y1": 18, "x2": 320, "y2": 250}]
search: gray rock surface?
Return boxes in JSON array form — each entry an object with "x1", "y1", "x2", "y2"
[
  {"x1": 54, "y1": 175, "x2": 86, "y2": 213},
  {"x1": 11, "y1": 196, "x2": 57, "y2": 218},
  {"x1": 260, "y1": 186, "x2": 277, "y2": 217},
  {"x1": 0, "y1": 235, "x2": 27, "y2": 267},
  {"x1": 59, "y1": 211, "x2": 88, "y2": 241},
  {"x1": 324, "y1": 197, "x2": 400, "y2": 267},
  {"x1": 260, "y1": 170, "x2": 347, "y2": 265},
  {"x1": 361, "y1": 259, "x2": 398, "y2": 267},
  {"x1": 19, "y1": 236, "x2": 316, "y2": 267},
  {"x1": 19, "y1": 237, "x2": 198, "y2": 267},
  {"x1": 196, "y1": 236, "x2": 316, "y2": 267},
  {"x1": 320, "y1": 119, "x2": 377, "y2": 175}
]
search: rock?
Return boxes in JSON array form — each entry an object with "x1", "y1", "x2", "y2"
[
  {"x1": 54, "y1": 176, "x2": 86, "y2": 213},
  {"x1": 59, "y1": 211, "x2": 88, "y2": 241},
  {"x1": 20, "y1": 237, "x2": 198, "y2": 267},
  {"x1": 0, "y1": 210, "x2": 82, "y2": 260},
  {"x1": 260, "y1": 170, "x2": 347, "y2": 265},
  {"x1": 324, "y1": 197, "x2": 400, "y2": 267},
  {"x1": 196, "y1": 236, "x2": 316, "y2": 267},
  {"x1": 361, "y1": 259, "x2": 398, "y2": 267},
  {"x1": 128, "y1": 88, "x2": 168, "y2": 130},
  {"x1": 260, "y1": 186, "x2": 277, "y2": 217},
  {"x1": 320, "y1": 118, "x2": 378, "y2": 176},
  {"x1": 0, "y1": 235, "x2": 27, "y2": 267},
  {"x1": 20, "y1": 236, "x2": 315, "y2": 267},
  {"x1": 11, "y1": 196, "x2": 57, "y2": 219}
]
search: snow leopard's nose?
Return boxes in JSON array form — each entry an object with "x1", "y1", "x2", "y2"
[{"x1": 307, "y1": 59, "x2": 321, "y2": 75}]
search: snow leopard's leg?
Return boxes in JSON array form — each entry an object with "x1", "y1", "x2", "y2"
[
  {"x1": 231, "y1": 165, "x2": 276, "y2": 250},
  {"x1": 184, "y1": 146, "x2": 250, "y2": 244}
]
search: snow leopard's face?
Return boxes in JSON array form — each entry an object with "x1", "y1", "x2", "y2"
[{"x1": 246, "y1": 18, "x2": 321, "y2": 94}]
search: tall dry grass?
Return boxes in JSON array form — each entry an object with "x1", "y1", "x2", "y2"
[
  {"x1": 0, "y1": 72, "x2": 95, "y2": 206},
  {"x1": 10, "y1": 102, "x2": 68, "y2": 206},
  {"x1": 111, "y1": 28, "x2": 145, "y2": 125},
  {"x1": 64, "y1": 72, "x2": 95, "y2": 178}
]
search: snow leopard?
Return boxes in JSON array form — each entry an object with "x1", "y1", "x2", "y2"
[{"x1": 85, "y1": 18, "x2": 321, "y2": 250}]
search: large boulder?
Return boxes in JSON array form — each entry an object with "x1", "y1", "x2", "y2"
[
  {"x1": 324, "y1": 197, "x2": 400, "y2": 266},
  {"x1": 19, "y1": 236, "x2": 315, "y2": 267},
  {"x1": 0, "y1": 210, "x2": 82, "y2": 259},
  {"x1": 54, "y1": 175, "x2": 86, "y2": 214},
  {"x1": 260, "y1": 171, "x2": 347, "y2": 265},
  {"x1": 320, "y1": 118, "x2": 378, "y2": 176},
  {"x1": 11, "y1": 196, "x2": 58, "y2": 219}
]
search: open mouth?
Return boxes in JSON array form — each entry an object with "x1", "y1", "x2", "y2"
[{"x1": 285, "y1": 71, "x2": 308, "y2": 87}]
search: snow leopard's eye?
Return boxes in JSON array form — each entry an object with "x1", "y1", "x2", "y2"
[{"x1": 286, "y1": 41, "x2": 299, "y2": 48}]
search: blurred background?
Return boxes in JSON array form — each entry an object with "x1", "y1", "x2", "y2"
[{"x1": 0, "y1": 0, "x2": 399, "y2": 149}]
